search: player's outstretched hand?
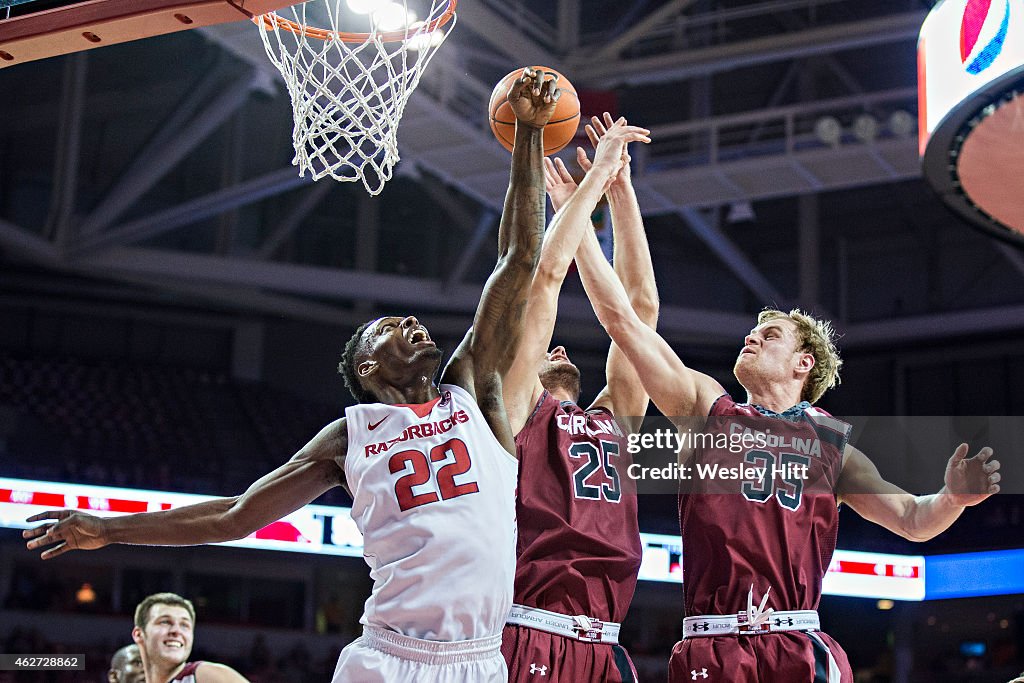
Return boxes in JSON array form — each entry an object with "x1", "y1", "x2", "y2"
[
  {"x1": 590, "y1": 117, "x2": 650, "y2": 191},
  {"x1": 944, "y1": 443, "x2": 1001, "y2": 506},
  {"x1": 23, "y1": 510, "x2": 109, "y2": 560},
  {"x1": 507, "y1": 68, "x2": 561, "y2": 130},
  {"x1": 585, "y1": 113, "x2": 646, "y2": 188},
  {"x1": 543, "y1": 157, "x2": 579, "y2": 212}
]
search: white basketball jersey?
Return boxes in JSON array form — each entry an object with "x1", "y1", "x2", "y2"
[{"x1": 344, "y1": 383, "x2": 519, "y2": 641}]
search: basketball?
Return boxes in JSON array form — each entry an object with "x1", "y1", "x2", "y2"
[{"x1": 488, "y1": 66, "x2": 580, "y2": 155}]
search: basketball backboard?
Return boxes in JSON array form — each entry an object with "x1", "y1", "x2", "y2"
[{"x1": 0, "y1": 0, "x2": 301, "y2": 68}]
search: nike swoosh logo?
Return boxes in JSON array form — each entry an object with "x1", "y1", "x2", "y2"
[{"x1": 368, "y1": 416, "x2": 389, "y2": 431}]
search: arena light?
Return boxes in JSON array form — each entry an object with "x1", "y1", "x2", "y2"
[
  {"x1": 852, "y1": 113, "x2": 879, "y2": 143},
  {"x1": 372, "y1": 2, "x2": 415, "y2": 30},
  {"x1": 813, "y1": 116, "x2": 842, "y2": 148},
  {"x1": 346, "y1": 0, "x2": 388, "y2": 14},
  {"x1": 888, "y1": 110, "x2": 916, "y2": 138},
  {"x1": 407, "y1": 22, "x2": 447, "y2": 51}
]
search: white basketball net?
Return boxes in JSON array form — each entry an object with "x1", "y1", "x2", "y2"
[{"x1": 256, "y1": 1, "x2": 456, "y2": 195}]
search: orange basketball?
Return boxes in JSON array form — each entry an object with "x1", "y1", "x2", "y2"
[{"x1": 488, "y1": 66, "x2": 580, "y2": 155}]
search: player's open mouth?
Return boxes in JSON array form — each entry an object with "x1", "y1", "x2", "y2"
[
  {"x1": 741, "y1": 347, "x2": 756, "y2": 356},
  {"x1": 163, "y1": 640, "x2": 184, "y2": 648},
  {"x1": 409, "y1": 329, "x2": 432, "y2": 344}
]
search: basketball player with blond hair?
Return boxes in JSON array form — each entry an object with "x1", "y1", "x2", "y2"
[
  {"x1": 545, "y1": 164, "x2": 1003, "y2": 682},
  {"x1": 23, "y1": 68, "x2": 565, "y2": 683},
  {"x1": 500, "y1": 113, "x2": 654, "y2": 682}
]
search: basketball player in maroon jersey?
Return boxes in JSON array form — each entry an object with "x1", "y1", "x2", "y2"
[
  {"x1": 546, "y1": 167, "x2": 1002, "y2": 682},
  {"x1": 500, "y1": 114, "x2": 655, "y2": 683},
  {"x1": 132, "y1": 593, "x2": 247, "y2": 683},
  {"x1": 22, "y1": 69, "x2": 562, "y2": 683}
]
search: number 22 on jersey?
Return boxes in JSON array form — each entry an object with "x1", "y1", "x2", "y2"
[{"x1": 388, "y1": 438, "x2": 479, "y2": 511}]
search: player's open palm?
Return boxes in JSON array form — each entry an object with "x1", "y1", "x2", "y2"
[
  {"x1": 23, "y1": 510, "x2": 109, "y2": 559},
  {"x1": 586, "y1": 112, "x2": 642, "y2": 189},
  {"x1": 590, "y1": 118, "x2": 650, "y2": 190},
  {"x1": 507, "y1": 68, "x2": 561, "y2": 129},
  {"x1": 944, "y1": 443, "x2": 1001, "y2": 506},
  {"x1": 543, "y1": 156, "x2": 579, "y2": 212}
]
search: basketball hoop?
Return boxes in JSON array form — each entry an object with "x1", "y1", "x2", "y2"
[{"x1": 255, "y1": 0, "x2": 457, "y2": 195}]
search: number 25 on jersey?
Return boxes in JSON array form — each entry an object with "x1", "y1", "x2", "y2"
[{"x1": 388, "y1": 438, "x2": 479, "y2": 511}]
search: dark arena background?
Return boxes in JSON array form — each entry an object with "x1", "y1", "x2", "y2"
[{"x1": 1, "y1": 0, "x2": 1024, "y2": 681}]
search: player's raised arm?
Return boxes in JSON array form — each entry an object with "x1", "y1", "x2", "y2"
[
  {"x1": 441, "y1": 69, "x2": 557, "y2": 449},
  {"x1": 502, "y1": 119, "x2": 651, "y2": 434},
  {"x1": 575, "y1": 114, "x2": 660, "y2": 431},
  {"x1": 838, "y1": 442, "x2": 1001, "y2": 541},
  {"x1": 574, "y1": 228, "x2": 723, "y2": 421},
  {"x1": 23, "y1": 419, "x2": 348, "y2": 560}
]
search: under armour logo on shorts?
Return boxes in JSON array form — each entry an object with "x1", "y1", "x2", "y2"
[
  {"x1": 692, "y1": 669, "x2": 709, "y2": 680},
  {"x1": 773, "y1": 617, "x2": 794, "y2": 627},
  {"x1": 692, "y1": 621, "x2": 711, "y2": 632},
  {"x1": 529, "y1": 664, "x2": 547, "y2": 676}
]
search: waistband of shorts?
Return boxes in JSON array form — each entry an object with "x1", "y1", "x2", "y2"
[
  {"x1": 683, "y1": 610, "x2": 820, "y2": 638},
  {"x1": 361, "y1": 625, "x2": 502, "y2": 664},
  {"x1": 506, "y1": 604, "x2": 620, "y2": 644}
]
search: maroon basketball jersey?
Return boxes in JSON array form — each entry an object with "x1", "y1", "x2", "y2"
[
  {"x1": 513, "y1": 391, "x2": 642, "y2": 622},
  {"x1": 169, "y1": 662, "x2": 201, "y2": 682},
  {"x1": 680, "y1": 395, "x2": 850, "y2": 616}
]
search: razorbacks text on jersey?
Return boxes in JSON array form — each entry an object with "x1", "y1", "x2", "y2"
[
  {"x1": 344, "y1": 384, "x2": 519, "y2": 641},
  {"x1": 513, "y1": 391, "x2": 642, "y2": 623}
]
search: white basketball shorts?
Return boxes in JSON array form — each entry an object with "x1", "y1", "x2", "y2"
[{"x1": 331, "y1": 625, "x2": 507, "y2": 683}]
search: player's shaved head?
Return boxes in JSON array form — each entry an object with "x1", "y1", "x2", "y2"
[{"x1": 108, "y1": 644, "x2": 144, "y2": 683}]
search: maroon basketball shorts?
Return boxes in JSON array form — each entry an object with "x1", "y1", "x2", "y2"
[
  {"x1": 669, "y1": 630, "x2": 853, "y2": 683},
  {"x1": 501, "y1": 624, "x2": 637, "y2": 683}
]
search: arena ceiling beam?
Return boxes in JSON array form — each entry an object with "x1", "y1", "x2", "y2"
[
  {"x1": 557, "y1": 0, "x2": 580, "y2": 52},
  {"x1": 674, "y1": 205, "x2": 788, "y2": 307},
  {"x1": 76, "y1": 69, "x2": 270, "y2": 237},
  {"x1": 587, "y1": 0, "x2": 699, "y2": 63},
  {"x1": 74, "y1": 167, "x2": 315, "y2": 255},
  {"x1": 843, "y1": 305, "x2": 1024, "y2": 349},
  {"x1": 256, "y1": 182, "x2": 336, "y2": 260},
  {"x1": 441, "y1": 1, "x2": 562, "y2": 73},
  {"x1": 44, "y1": 52, "x2": 87, "y2": 253},
  {"x1": 445, "y1": 210, "x2": 499, "y2": 288},
  {"x1": 574, "y1": 11, "x2": 925, "y2": 87},
  {"x1": 0, "y1": 218, "x2": 59, "y2": 265},
  {"x1": 70, "y1": 245, "x2": 752, "y2": 344}
]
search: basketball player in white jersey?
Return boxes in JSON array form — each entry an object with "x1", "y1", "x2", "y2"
[{"x1": 22, "y1": 68, "x2": 562, "y2": 683}]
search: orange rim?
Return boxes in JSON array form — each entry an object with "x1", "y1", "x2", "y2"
[{"x1": 255, "y1": 0, "x2": 457, "y2": 43}]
